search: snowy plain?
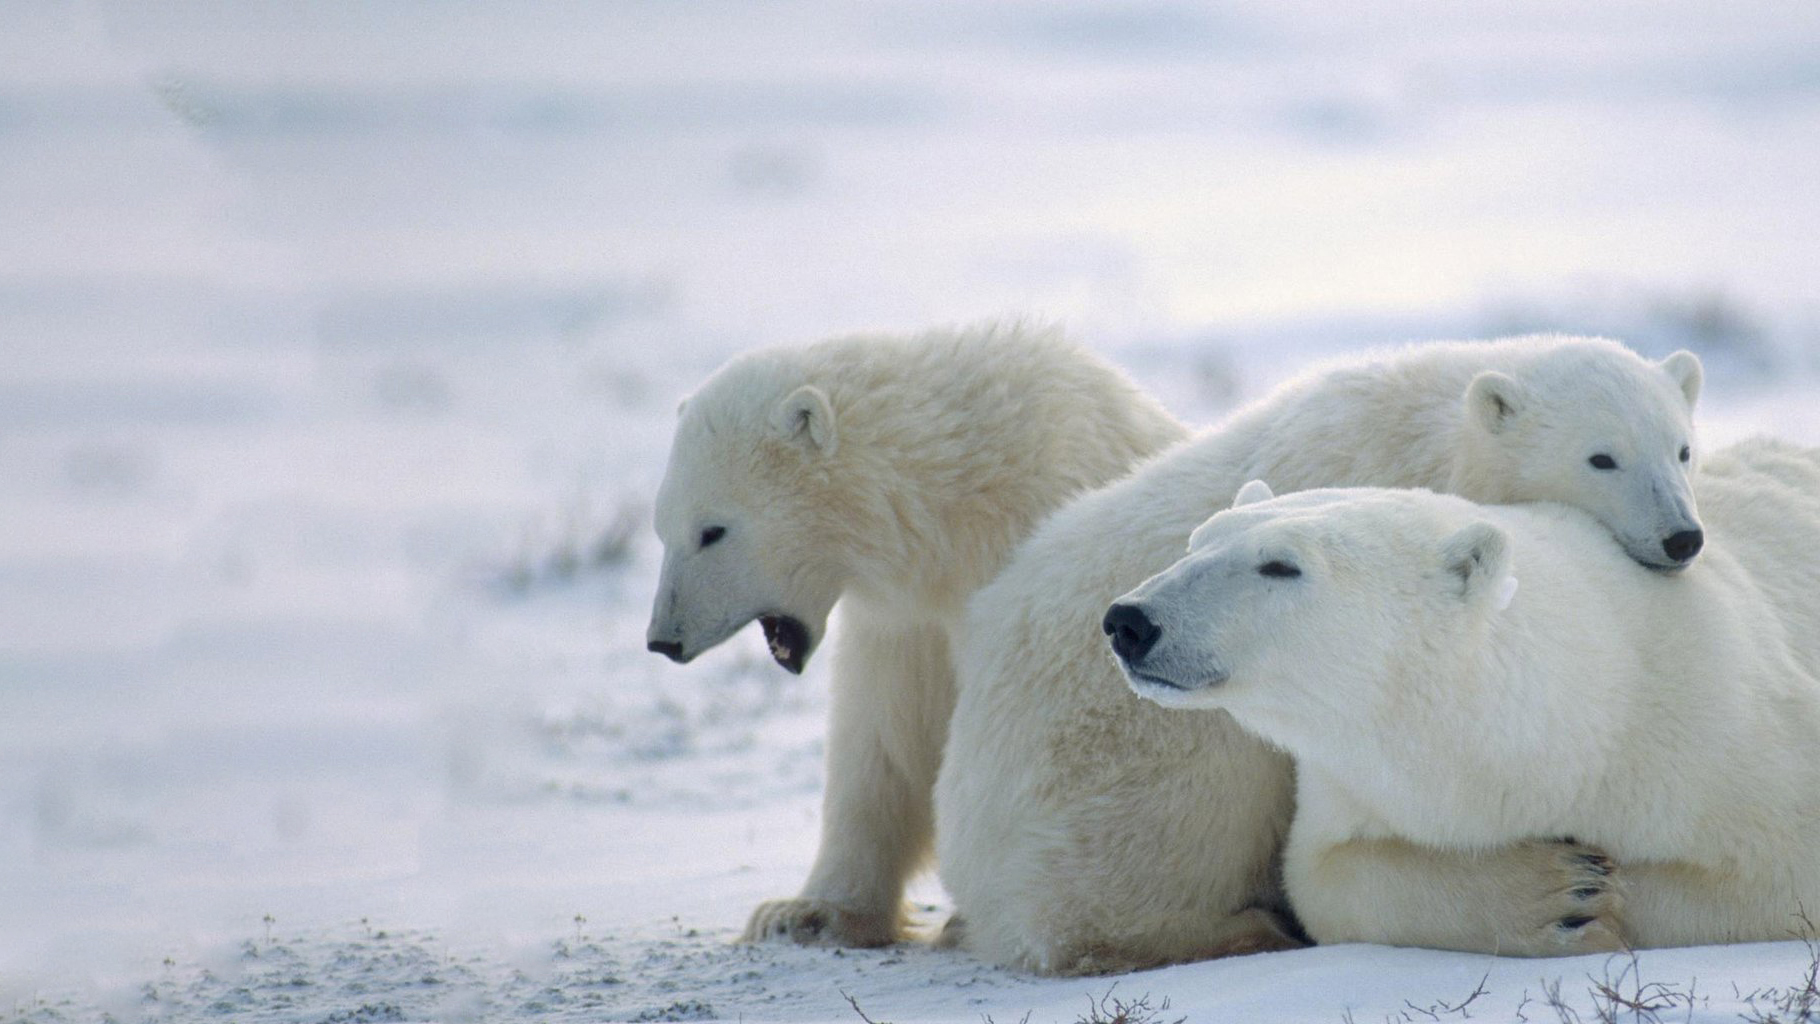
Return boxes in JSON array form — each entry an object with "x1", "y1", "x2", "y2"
[{"x1": 3, "y1": 2, "x2": 1820, "y2": 1021}]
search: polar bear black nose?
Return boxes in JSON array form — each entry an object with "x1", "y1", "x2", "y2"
[
  {"x1": 647, "y1": 639, "x2": 686, "y2": 662},
  {"x1": 1103, "y1": 603, "x2": 1161, "y2": 664},
  {"x1": 1662, "y1": 529, "x2": 1704, "y2": 563}
]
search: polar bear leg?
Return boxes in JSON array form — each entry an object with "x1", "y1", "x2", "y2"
[
  {"x1": 1615, "y1": 860, "x2": 1811, "y2": 948},
  {"x1": 743, "y1": 617, "x2": 952, "y2": 947},
  {"x1": 934, "y1": 913, "x2": 966, "y2": 949},
  {"x1": 1290, "y1": 835, "x2": 1627, "y2": 956},
  {"x1": 1284, "y1": 779, "x2": 1624, "y2": 956},
  {"x1": 1032, "y1": 906, "x2": 1303, "y2": 977}
]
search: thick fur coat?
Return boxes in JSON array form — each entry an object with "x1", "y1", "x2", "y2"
[
  {"x1": 646, "y1": 322, "x2": 1183, "y2": 945},
  {"x1": 936, "y1": 335, "x2": 1705, "y2": 973},
  {"x1": 1116, "y1": 439, "x2": 1820, "y2": 952}
]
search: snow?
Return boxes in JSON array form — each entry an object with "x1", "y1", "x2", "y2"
[{"x1": 3, "y1": 2, "x2": 1818, "y2": 1021}]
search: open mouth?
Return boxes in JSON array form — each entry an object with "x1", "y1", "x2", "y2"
[{"x1": 758, "y1": 615, "x2": 811, "y2": 674}]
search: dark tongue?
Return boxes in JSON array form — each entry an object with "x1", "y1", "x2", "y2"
[{"x1": 759, "y1": 615, "x2": 809, "y2": 674}]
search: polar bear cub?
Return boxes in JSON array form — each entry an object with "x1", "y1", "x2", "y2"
[
  {"x1": 645, "y1": 322, "x2": 1183, "y2": 947},
  {"x1": 1109, "y1": 440, "x2": 1820, "y2": 952}
]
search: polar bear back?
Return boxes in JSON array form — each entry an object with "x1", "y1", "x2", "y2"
[{"x1": 1695, "y1": 439, "x2": 1820, "y2": 677}]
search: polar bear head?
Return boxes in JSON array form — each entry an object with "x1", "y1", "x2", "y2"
[
  {"x1": 1453, "y1": 343, "x2": 1704, "y2": 571},
  {"x1": 645, "y1": 352, "x2": 849, "y2": 674},
  {"x1": 1104, "y1": 483, "x2": 1514, "y2": 746}
]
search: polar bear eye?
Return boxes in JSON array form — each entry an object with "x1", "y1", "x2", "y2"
[
  {"x1": 1588, "y1": 454, "x2": 1618, "y2": 471},
  {"x1": 1258, "y1": 560, "x2": 1301, "y2": 579},
  {"x1": 1679, "y1": 446, "x2": 1691, "y2": 463},
  {"x1": 699, "y1": 525, "x2": 726, "y2": 549}
]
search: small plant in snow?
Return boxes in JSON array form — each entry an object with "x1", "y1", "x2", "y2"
[
  {"x1": 1737, "y1": 908, "x2": 1820, "y2": 1024},
  {"x1": 1362, "y1": 971, "x2": 1488, "y2": 1022},
  {"x1": 1073, "y1": 985, "x2": 1185, "y2": 1024},
  {"x1": 1579, "y1": 952, "x2": 1698, "y2": 1023},
  {"x1": 1339, "y1": 974, "x2": 1492, "y2": 1024},
  {"x1": 842, "y1": 991, "x2": 895, "y2": 1024}
]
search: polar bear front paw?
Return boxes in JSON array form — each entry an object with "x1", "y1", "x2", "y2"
[
  {"x1": 741, "y1": 898, "x2": 898, "y2": 948},
  {"x1": 1517, "y1": 838, "x2": 1626, "y2": 955},
  {"x1": 934, "y1": 913, "x2": 967, "y2": 949}
]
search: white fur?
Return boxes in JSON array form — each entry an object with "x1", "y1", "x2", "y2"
[
  {"x1": 1233, "y1": 479, "x2": 1275, "y2": 507},
  {"x1": 1117, "y1": 438, "x2": 1820, "y2": 952},
  {"x1": 936, "y1": 335, "x2": 1705, "y2": 973},
  {"x1": 646, "y1": 321, "x2": 1183, "y2": 946}
]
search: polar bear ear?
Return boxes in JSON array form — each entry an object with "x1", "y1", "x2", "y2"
[
  {"x1": 1492, "y1": 573, "x2": 1520, "y2": 612},
  {"x1": 1465, "y1": 371, "x2": 1525, "y2": 435},
  {"x1": 773, "y1": 384, "x2": 837, "y2": 456},
  {"x1": 1232, "y1": 479, "x2": 1274, "y2": 508},
  {"x1": 1659, "y1": 350, "x2": 1703, "y2": 410},
  {"x1": 1440, "y1": 521, "x2": 1512, "y2": 603}
]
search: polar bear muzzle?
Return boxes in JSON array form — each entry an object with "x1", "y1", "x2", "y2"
[
  {"x1": 1103, "y1": 602, "x2": 1161, "y2": 665},
  {"x1": 647, "y1": 638, "x2": 688, "y2": 663},
  {"x1": 1660, "y1": 528, "x2": 1704, "y2": 566},
  {"x1": 1102, "y1": 601, "x2": 1230, "y2": 697}
]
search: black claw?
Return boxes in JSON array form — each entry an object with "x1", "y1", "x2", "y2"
[
  {"x1": 1559, "y1": 915, "x2": 1597, "y2": 931},
  {"x1": 1574, "y1": 853, "x2": 1613, "y2": 874},
  {"x1": 1570, "y1": 886, "x2": 1604, "y2": 900},
  {"x1": 1559, "y1": 835, "x2": 1578, "y2": 845}
]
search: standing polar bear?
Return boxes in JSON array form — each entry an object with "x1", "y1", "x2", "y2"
[
  {"x1": 1110, "y1": 438, "x2": 1820, "y2": 952},
  {"x1": 645, "y1": 322, "x2": 1183, "y2": 946},
  {"x1": 936, "y1": 335, "x2": 1706, "y2": 974}
]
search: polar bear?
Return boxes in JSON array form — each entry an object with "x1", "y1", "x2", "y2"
[
  {"x1": 935, "y1": 335, "x2": 1705, "y2": 974},
  {"x1": 644, "y1": 322, "x2": 1183, "y2": 947},
  {"x1": 1110, "y1": 438, "x2": 1820, "y2": 953}
]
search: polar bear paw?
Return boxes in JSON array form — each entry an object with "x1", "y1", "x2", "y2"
[
  {"x1": 741, "y1": 898, "x2": 898, "y2": 948},
  {"x1": 1515, "y1": 838, "x2": 1627, "y2": 955},
  {"x1": 934, "y1": 913, "x2": 967, "y2": 949}
]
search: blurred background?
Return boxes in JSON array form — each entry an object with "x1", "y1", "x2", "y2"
[{"x1": 3, "y1": 0, "x2": 1818, "y2": 1013}]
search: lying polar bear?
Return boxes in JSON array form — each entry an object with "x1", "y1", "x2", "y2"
[
  {"x1": 1109, "y1": 439, "x2": 1820, "y2": 952},
  {"x1": 937, "y1": 335, "x2": 1705, "y2": 973}
]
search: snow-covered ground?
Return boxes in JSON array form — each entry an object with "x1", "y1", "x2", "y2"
[{"x1": 4, "y1": 2, "x2": 1819, "y2": 1021}]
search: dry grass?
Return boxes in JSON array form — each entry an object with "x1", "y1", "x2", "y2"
[
  {"x1": 1342, "y1": 972, "x2": 1489, "y2": 1024},
  {"x1": 1525, "y1": 952, "x2": 1701, "y2": 1024},
  {"x1": 1071, "y1": 986, "x2": 1186, "y2": 1024},
  {"x1": 842, "y1": 991, "x2": 895, "y2": 1024},
  {"x1": 1335, "y1": 910, "x2": 1820, "y2": 1024},
  {"x1": 494, "y1": 493, "x2": 643, "y2": 594},
  {"x1": 1441, "y1": 912, "x2": 1817, "y2": 1024},
  {"x1": 847, "y1": 984, "x2": 1182, "y2": 1024},
  {"x1": 1735, "y1": 910, "x2": 1820, "y2": 1024}
]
